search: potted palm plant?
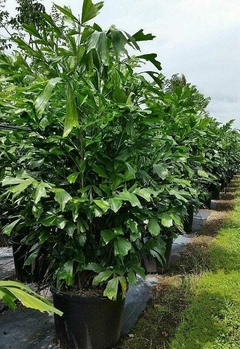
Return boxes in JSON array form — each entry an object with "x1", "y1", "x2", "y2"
[{"x1": 0, "y1": 1, "x2": 187, "y2": 348}]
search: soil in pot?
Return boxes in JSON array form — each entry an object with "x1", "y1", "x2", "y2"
[{"x1": 51, "y1": 287, "x2": 125, "y2": 349}]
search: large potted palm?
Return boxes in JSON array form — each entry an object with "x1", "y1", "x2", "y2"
[{"x1": 0, "y1": 1, "x2": 186, "y2": 348}]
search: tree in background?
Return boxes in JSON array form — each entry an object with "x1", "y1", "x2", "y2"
[{"x1": 0, "y1": 0, "x2": 46, "y2": 50}]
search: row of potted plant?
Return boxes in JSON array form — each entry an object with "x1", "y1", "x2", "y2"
[{"x1": 0, "y1": 1, "x2": 240, "y2": 348}]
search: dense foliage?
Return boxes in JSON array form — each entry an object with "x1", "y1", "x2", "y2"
[{"x1": 0, "y1": 0, "x2": 239, "y2": 300}]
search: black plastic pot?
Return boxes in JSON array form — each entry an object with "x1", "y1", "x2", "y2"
[
  {"x1": 51, "y1": 287, "x2": 125, "y2": 349},
  {"x1": 183, "y1": 204, "x2": 194, "y2": 234},
  {"x1": 208, "y1": 183, "x2": 220, "y2": 200},
  {"x1": 0, "y1": 232, "x2": 8, "y2": 247},
  {"x1": 142, "y1": 237, "x2": 173, "y2": 274},
  {"x1": 157, "y1": 237, "x2": 173, "y2": 273}
]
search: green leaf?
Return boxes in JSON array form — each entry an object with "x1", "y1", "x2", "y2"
[
  {"x1": 81, "y1": 0, "x2": 104, "y2": 24},
  {"x1": 93, "y1": 199, "x2": 110, "y2": 213},
  {"x1": 41, "y1": 214, "x2": 58, "y2": 227},
  {"x1": 32, "y1": 203, "x2": 43, "y2": 219},
  {"x1": 55, "y1": 4, "x2": 80, "y2": 23},
  {"x1": 33, "y1": 182, "x2": 49, "y2": 204},
  {"x1": 52, "y1": 189, "x2": 72, "y2": 211},
  {"x1": 134, "y1": 188, "x2": 157, "y2": 201},
  {"x1": 110, "y1": 28, "x2": 127, "y2": 57},
  {"x1": 114, "y1": 237, "x2": 132, "y2": 257},
  {"x1": 197, "y1": 169, "x2": 209, "y2": 178},
  {"x1": 0, "y1": 281, "x2": 62, "y2": 316},
  {"x1": 118, "y1": 190, "x2": 142, "y2": 208},
  {"x1": 65, "y1": 222, "x2": 76, "y2": 237},
  {"x1": 63, "y1": 83, "x2": 79, "y2": 137},
  {"x1": 148, "y1": 218, "x2": 160, "y2": 236},
  {"x1": 153, "y1": 164, "x2": 169, "y2": 180},
  {"x1": 57, "y1": 261, "x2": 74, "y2": 286},
  {"x1": 92, "y1": 164, "x2": 109, "y2": 178},
  {"x1": 160, "y1": 214, "x2": 173, "y2": 228},
  {"x1": 132, "y1": 29, "x2": 156, "y2": 42},
  {"x1": 128, "y1": 269, "x2": 137, "y2": 285},
  {"x1": 101, "y1": 230, "x2": 115, "y2": 244},
  {"x1": 85, "y1": 263, "x2": 103, "y2": 273},
  {"x1": 92, "y1": 270, "x2": 113, "y2": 286},
  {"x1": 132, "y1": 266, "x2": 145, "y2": 279},
  {"x1": 103, "y1": 277, "x2": 119, "y2": 300},
  {"x1": 7, "y1": 178, "x2": 35, "y2": 194},
  {"x1": 136, "y1": 53, "x2": 162, "y2": 70},
  {"x1": 118, "y1": 276, "x2": 128, "y2": 298},
  {"x1": 87, "y1": 31, "x2": 108, "y2": 64},
  {"x1": 67, "y1": 173, "x2": 79, "y2": 184},
  {"x1": 0, "y1": 288, "x2": 16, "y2": 310},
  {"x1": 22, "y1": 23, "x2": 42, "y2": 39},
  {"x1": 35, "y1": 78, "x2": 61, "y2": 117},
  {"x1": 109, "y1": 197, "x2": 123, "y2": 213},
  {"x1": 3, "y1": 218, "x2": 21, "y2": 236}
]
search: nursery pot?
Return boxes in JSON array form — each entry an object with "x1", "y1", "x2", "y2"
[
  {"x1": 183, "y1": 204, "x2": 194, "y2": 234},
  {"x1": 208, "y1": 183, "x2": 220, "y2": 200},
  {"x1": 142, "y1": 237, "x2": 173, "y2": 274},
  {"x1": 51, "y1": 287, "x2": 125, "y2": 349},
  {"x1": 157, "y1": 237, "x2": 173, "y2": 273},
  {"x1": 0, "y1": 232, "x2": 8, "y2": 247}
]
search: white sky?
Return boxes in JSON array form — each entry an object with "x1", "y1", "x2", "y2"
[{"x1": 4, "y1": 0, "x2": 240, "y2": 129}]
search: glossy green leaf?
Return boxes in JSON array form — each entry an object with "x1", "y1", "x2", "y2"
[
  {"x1": 118, "y1": 276, "x2": 128, "y2": 298},
  {"x1": 52, "y1": 188, "x2": 72, "y2": 211},
  {"x1": 85, "y1": 263, "x2": 103, "y2": 273},
  {"x1": 63, "y1": 83, "x2": 79, "y2": 137},
  {"x1": 33, "y1": 182, "x2": 49, "y2": 204},
  {"x1": 128, "y1": 269, "x2": 137, "y2": 285},
  {"x1": 148, "y1": 218, "x2": 160, "y2": 236},
  {"x1": 0, "y1": 281, "x2": 62, "y2": 316},
  {"x1": 114, "y1": 237, "x2": 132, "y2": 256},
  {"x1": 103, "y1": 277, "x2": 119, "y2": 300},
  {"x1": 3, "y1": 218, "x2": 21, "y2": 236},
  {"x1": 92, "y1": 270, "x2": 113, "y2": 286},
  {"x1": 160, "y1": 214, "x2": 173, "y2": 228},
  {"x1": 57, "y1": 261, "x2": 74, "y2": 286},
  {"x1": 87, "y1": 31, "x2": 108, "y2": 64},
  {"x1": 101, "y1": 230, "x2": 115, "y2": 244},
  {"x1": 22, "y1": 23, "x2": 42, "y2": 39},
  {"x1": 65, "y1": 222, "x2": 77, "y2": 237},
  {"x1": 197, "y1": 169, "x2": 209, "y2": 178},
  {"x1": 55, "y1": 4, "x2": 80, "y2": 23},
  {"x1": 67, "y1": 173, "x2": 79, "y2": 184},
  {"x1": 81, "y1": 0, "x2": 104, "y2": 24},
  {"x1": 35, "y1": 78, "x2": 61, "y2": 117},
  {"x1": 118, "y1": 190, "x2": 142, "y2": 208},
  {"x1": 110, "y1": 28, "x2": 127, "y2": 57},
  {"x1": 7, "y1": 178, "x2": 35, "y2": 194},
  {"x1": 132, "y1": 266, "x2": 145, "y2": 279},
  {"x1": 109, "y1": 197, "x2": 123, "y2": 213},
  {"x1": 153, "y1": 164, "x2": 169, "y2": 180},
  {"x1": 134, "y1": 188, "x2": 157, "y2": 201},
  {"x1": 93, "y1": 199, "x2": 110, "y2": 213}
]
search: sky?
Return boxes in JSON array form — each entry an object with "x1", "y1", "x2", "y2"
[{"x1": 4, "y1": 0, "x2": 240, "y2": 129}]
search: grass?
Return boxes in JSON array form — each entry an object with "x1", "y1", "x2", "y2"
[
  {"x1": 171, "y1": 187, "x2": 240, "y2": 349},
  {"x1": 113, "y1": 179, "x2": 240, "y2": 349}
]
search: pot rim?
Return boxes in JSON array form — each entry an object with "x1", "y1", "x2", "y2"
[{"x1": 50, "y1": 286, "x2": 125, "y2": 303}]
